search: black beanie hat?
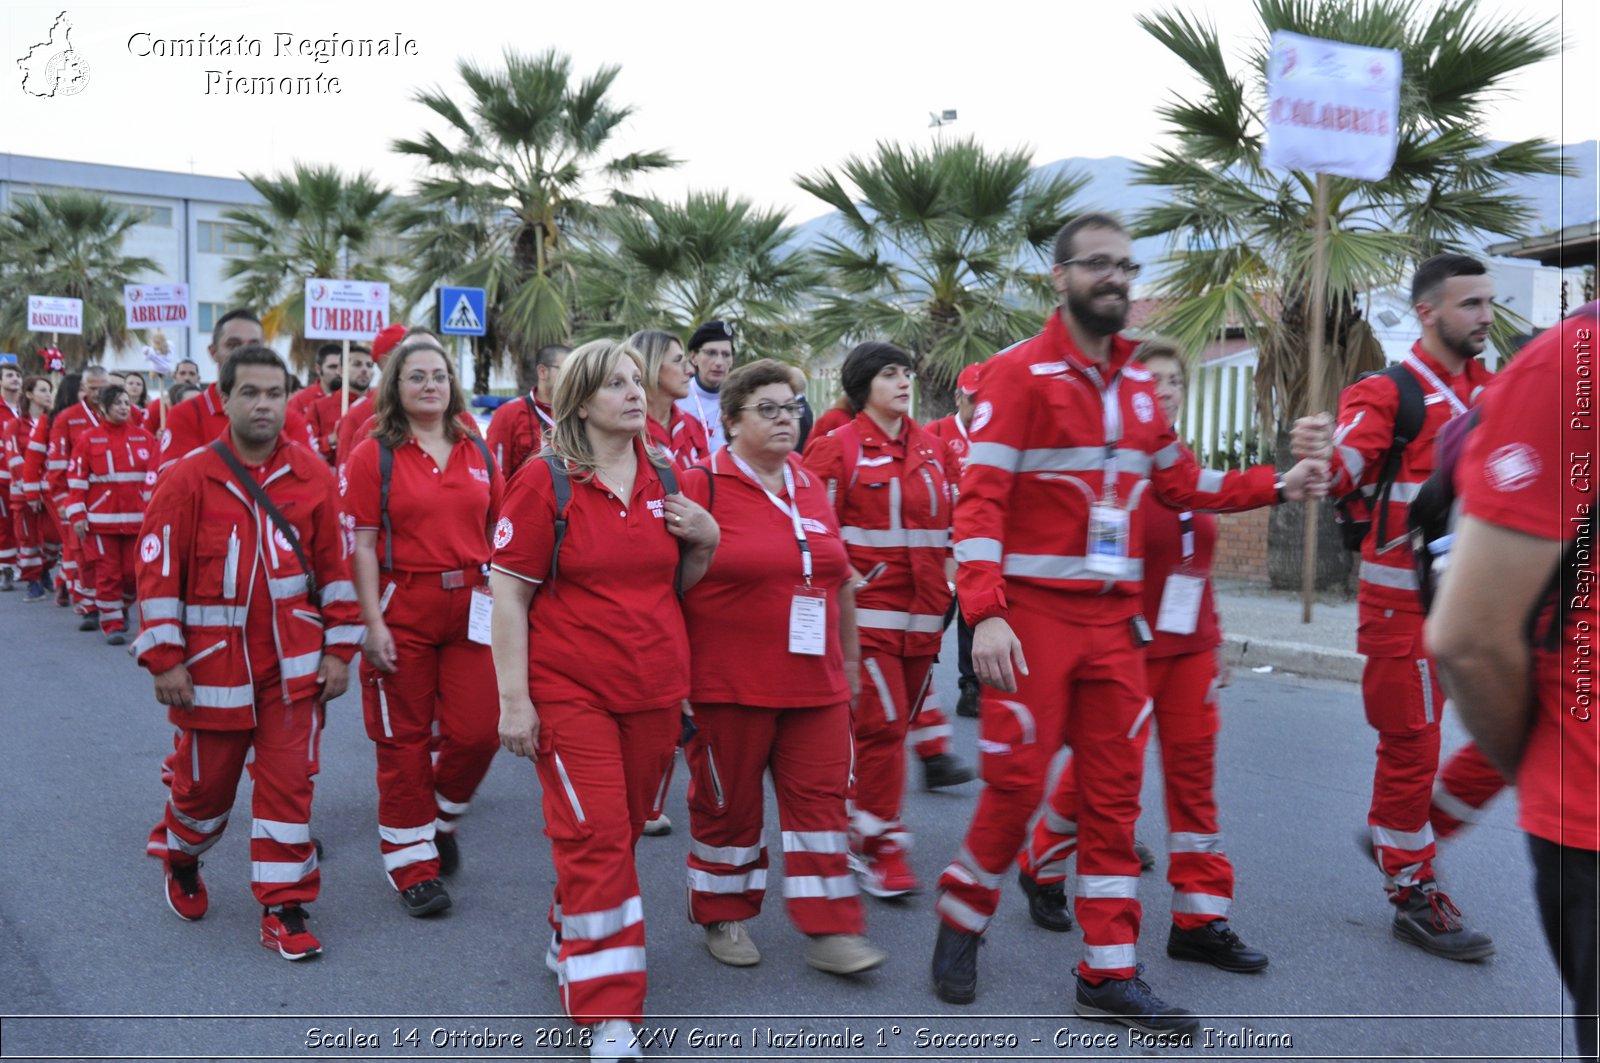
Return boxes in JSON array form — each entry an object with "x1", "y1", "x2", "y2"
[
  {"x1": 840, "y1": 341, "x2": 914, "y2": 412},
  {"x1": 688, "y1": 319, "x2": 735, "y2": 353}
]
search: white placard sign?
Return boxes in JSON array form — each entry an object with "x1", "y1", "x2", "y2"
[
  {"x1": 124, "y1": 284, "x2": 191, "y2": 329},
  {"x1": 28, "y1": 295, "x2": 84, "y2": 334},
  {"x1": 304, "y1": 279, "x2": 390, "y2": 341},
  {"x1": 1263, "y1": 30, "x2": 1402, "y2": 181}
]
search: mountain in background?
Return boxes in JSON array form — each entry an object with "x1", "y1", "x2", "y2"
[{"x1": 789, "y1": 140, "x2": 1597, "y2": 269}]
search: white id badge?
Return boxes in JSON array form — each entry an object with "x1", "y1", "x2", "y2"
[
  {"x1": 788, "y1": 587, "x2": 827, "y2": 656},
  {"x1": 467, "y1": 587, "x2": 494, "y2": 645},
  {"x1": 1155, "y1": 572, "x2": 1206, "y2": 635},
  {"x1": 1086, "y1": 504, "x2": 1131, "y2": 576}
]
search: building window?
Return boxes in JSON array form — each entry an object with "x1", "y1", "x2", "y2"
[
  {"x1": 196, "y1": 302, "x2": 227, "y2": 333},
  {"x1": 198, "y1": 220, "x2": 250, "y2": 255},
  {"x1": 7, "y1": 190, "x2": 40, "y2": 210},
  {"x1": 120, "y1": 202, "x2": 174, "y2": 227}
]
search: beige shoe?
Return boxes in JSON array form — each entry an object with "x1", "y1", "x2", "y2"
[
  {"x1": 805, "y1": 933, "x2": 887, "y2": 975},
  {"x1": 704, "y1": 920, "x2": 760, "y2": 966},
  {"x1": 642, "y1": 814, "x2": 672, "y2": 836}
]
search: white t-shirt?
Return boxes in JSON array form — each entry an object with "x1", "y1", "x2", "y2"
[{"x1": 675, "y1": 375, "x2": 726, "y2": 452}]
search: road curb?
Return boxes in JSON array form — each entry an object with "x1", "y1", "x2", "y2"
[{"x1": 1223, "y1": 632, "x2": 1363, "y2": 683}]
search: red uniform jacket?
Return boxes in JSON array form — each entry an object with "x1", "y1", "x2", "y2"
[
  {"x1": 24, "y1": 400, "x2": 102, "y2": 510},
  {"x1": 0, "y1": 402, "x2": 16, "y2": 507},
  {"x1": 646, "y1": 405, "x2": 710, "y2": 471},
  {"x1": 309, "y1": 389, "x2": 370, "y2": 466},
  {"x1": 486, "y1": 393, "x2": 554, "y2": 476},
  {"x1": 1325, "y1": 341, "x2": 1492, "y2": 617},
  {"x1": 803, "y1": 411, "x2": 956, "y2": 657},
  {"x1": 925, "y1": 414, "x2": 974, "y2": 479},
  {"x1": 65, "y1": 421, "x2": 158, "y2": 534},
  {"x1": 157, "y1": 384, "x2": 316, "y2": 477},
  {"x1": 288, "y1": 382, "x2": 331, "y2": 420},
  {"x1": 955, "y1": 310, "x2": 1277, "y2": 626},
  {"x1": 803, "y1": 405, "x2": 853, "y2": 456},
  {"x1": 133, "y1": 436, "x2": 363, "y2": 730},
  {"x1": 335, "y1": 394, "x2": 375, "y2": 472},
  {"x1": 4, "y1": 413, "x2": 34, "y2": 505}
]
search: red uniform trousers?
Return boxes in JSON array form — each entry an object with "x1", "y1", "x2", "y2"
[
  {"x1": 936, "y1": 589, "x2": 1149, "y2": 980},
  {"x1": 538, "y1": 700, "x2": 677, "y2": 1025},
  {"x1": 359, "y1": 580, "x2": 499, "y2": 890},
  {"x1": 1024, "y1": 649, "x2": 1232, "y2": 930},
  {"x1": 685, "y1": 701, "x2": 864, "y2": 936},
  {"x1": 53, "y1": 501, "x2": 86, "y2": 603},
  {"x1": 851, "y1": 653, "x2": 934, "y2": 849},
  {"x1": 0, "y1": 494, "x2": 15, "y2": 571},
  {"x1": 906, "y1": 681, "x2": 954, "y2": 760},
  {"x1": 13, "y1": 501, "x2": 58, "y2": 581},
  {"x1": 1431, "y1": 741, "x2": 1507, "y2": 839},
  {"x1": 79, "y1": 531, "x2": 137, "y2": 633},
  {"x1": 1361, "y1": 610, "x2": 1450, "y2": 894},
  {"x1": 145, "y1": 667, "x2": 324, "y2": 908}
]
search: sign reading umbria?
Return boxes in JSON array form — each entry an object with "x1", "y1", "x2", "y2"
[
  {"x1": 123, "y1": 284, "x2": 191, "y2": 329},
  {"x1": 305, "y1": 280, "x2": 390, "y2": 341},
  {"x1": 28, "y1": 295, "x2": 84, "y2": 335},
  {"x1": 1262, "y1": 30, "x2": 1401, "y2": 181}
]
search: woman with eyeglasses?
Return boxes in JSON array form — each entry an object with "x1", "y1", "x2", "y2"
[
  {"x1": 342, "y1": 331, "x2": 504, "y2": 920},
  {"x1": 674, "y1": 359, "x2": 887, "y2": 976},
  {"x1": 490, "y1": 338, "x2": 718, "y2": 1062},
  {"x1": 802, "y1": 341, "x2": 958, "y2": 900},
  {"x1": 632, "y1": 329, "x2": 708, "y2": 472}
]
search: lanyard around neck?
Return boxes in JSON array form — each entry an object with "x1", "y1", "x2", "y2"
[
  {"x1": 730, "y1": 450, "x2": 812, "y2": 586},
  {"x1": 1403, "y1": 355, "x2": 1468, "y2": 418}
]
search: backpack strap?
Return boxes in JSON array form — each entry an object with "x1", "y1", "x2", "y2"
[
  {"x1": 209, "y1": 441, "x2": 320, "y2": 606},
  {"x1": 1372, "y1": 364, "x2": 1426, "y2": 548},
  {"x1": 541, "y1": 454, "x2": 572, "y2": 591},
  {"x1": 378, "y1": 441, "x2": 395, "y2": 571}
]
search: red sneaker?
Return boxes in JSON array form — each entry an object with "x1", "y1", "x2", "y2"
[
  {"x1": 852, "y1": 839, "x2": 919, "y2": 898},
  {"x1": 164, "y1": 861, "x2": 208, "y2": 921},
  {"x1": 261, "y1": 905, "x2": 322, "y2": 961}
]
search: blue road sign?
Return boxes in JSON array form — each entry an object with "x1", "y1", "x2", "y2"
[{"x1": 438, "y1": 286, "x2": 487, "y2": 336}]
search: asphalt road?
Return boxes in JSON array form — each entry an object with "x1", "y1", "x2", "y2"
[{"x1": 0, "y1": 588, "x2": 1585, "y2": 1062}]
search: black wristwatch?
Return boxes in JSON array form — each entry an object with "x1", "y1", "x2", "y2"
[{"x1": 1274, "y1": 479, "x2": 1287, "y2": 504}]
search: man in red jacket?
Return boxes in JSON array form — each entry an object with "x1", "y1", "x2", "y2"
[
  {"x1": 486, "y1": 343, "x2": 569, "y2": 476},
  {"x1": 288, "y1": 345, "x2": 341, "y2": 420},
  {"x1": 931, "y1": 213, "x2": 1326, "y2": 1035},
  {"x1": 136, "y1": 343, "x2": 361, "y2": 960},
  {"x1": 157, "y1": 310, "x2": 316, "y2": 477},
  {"x1": 1293, "y1": 254, "x2": 1502, "y2": 962},
  {"x1": 0, "y1": 361, "x2": 21, "y2": 590},
  {"x1": 924, "y1": 362, "x2": 983, "y2": 717}
]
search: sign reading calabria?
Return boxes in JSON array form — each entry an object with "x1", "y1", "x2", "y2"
[
  {"x1": 1263, "y1": 30, "x2": 1401, "y2": 181},
  {"x1": 304, "y1": 279, "x2": 390, "y2": 341},
  {"x1": 124, "y1": 284, "x2": 191, "y2": 328},
  {"x1": 28, "y1": 295, "x2": 84, "y2": 334}
]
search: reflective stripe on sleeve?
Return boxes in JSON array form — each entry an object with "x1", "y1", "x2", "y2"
[{"x1": 954, "y1": 537, "x2": 1003, "y2": 564}]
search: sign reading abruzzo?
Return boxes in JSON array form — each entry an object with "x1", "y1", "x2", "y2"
[
  {"x1": 304, "y1": 279, "x2": 390, "y2": 341},
  {"x1": 124, "y1": 284, "x2": 191, "y2": 329}
]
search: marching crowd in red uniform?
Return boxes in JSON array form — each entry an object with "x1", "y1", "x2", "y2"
[{"x1": 2, "y1": 214, "x2": 1594, "y2": 1063}]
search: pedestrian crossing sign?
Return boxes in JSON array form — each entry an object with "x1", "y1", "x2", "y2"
[{"x1": 438, "y1": 286, "x2": 487, "y2": 336}]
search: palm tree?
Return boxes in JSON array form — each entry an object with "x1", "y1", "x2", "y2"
[
  {"x1": 795, "y1": 136, "x2": 1086, "y2": 413},
  {"x1": 569, "y1": 190, "x2": 817, "y2": 360},
  {"x1": 1132, "y1": 0, "x2": 1569, "y2": 585},
  {"x1": 0, "y1": 191, "x2": 159, "y2": 371},
  {"x1": 392, "y1": 47, "x2": 676, "y2": 390},
  {"x1": 221, "y1": 163, "x2": 396, "y2": 369}
]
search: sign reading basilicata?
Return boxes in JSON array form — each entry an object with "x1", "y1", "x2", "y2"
[
  {"x1": 304, "y1": 279, "x2": 390, "y2": 341},
  {"x1": 28, "y1": 295, "x2": 84, "y2": 334},
  {"x1": 124, "y1": 284, "x2": 191, "y2": 328}
]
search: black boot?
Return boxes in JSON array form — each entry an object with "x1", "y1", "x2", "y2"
[
  {"x1": 1391, "y1": 882, "x2": 1495, "y2": 961},
  {"x1": 921, "y1": 753, "x2": 974, "y2": 791},
  {"x1": 1167, "y1": 919, "x2": 1269, "y2": 972},
  {"x1": 931, "y1": 921, "x2": 983, "y2": 1004},
  {"x1": 1017, "y1": 869, "x2": 1073, "y2": 932},
  {"x1": 955, "y1": 677, "x2": 980, "y2": 718},
  {"x1": 436, "y1": 831, "x2": 460, "y2": 877}
]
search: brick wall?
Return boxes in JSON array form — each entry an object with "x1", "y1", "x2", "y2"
[{"x1": 1212, "y1": 506, "x2": 1270, "y2": 584}]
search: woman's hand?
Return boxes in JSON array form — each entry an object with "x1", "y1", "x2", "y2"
[
  {"x1": 665, "y1": 493, "x2": 718, "y2": 549},
  {"x1": 363, "y1": 619, "x2": 398, "y2": 673},
  {"x1": 499, "y1": 693, "x2": 540, "y2": 758}
]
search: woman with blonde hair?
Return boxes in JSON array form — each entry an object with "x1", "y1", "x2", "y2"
[
  {"x1": 491, "y1": 338, "x2": 718, "y2": 1062},
  {"x1": 343, "y1": 330, "x2": 504, "y2": 919},
  {"x1": 630, "y1": 329, "x2": 708, "y2": 471}
]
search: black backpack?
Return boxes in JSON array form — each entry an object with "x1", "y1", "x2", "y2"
[
  {"x1": 541, "y1": 454, "x2": 683, "y2": 593},
  {"x1": 1331, "y1": 364, "x2": 1425, "y2": 552},
  {"x1": 378, "y1": 434, "x2": 496, "y2": 571}
]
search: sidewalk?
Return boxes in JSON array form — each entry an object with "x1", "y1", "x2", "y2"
[{"x1": 1214, "y1": 578, "x2": 1363, "y2": 683}]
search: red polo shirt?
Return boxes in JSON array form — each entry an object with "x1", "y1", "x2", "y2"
[
  {"x1": 491, "y1": 440, "x2": 689, "y2": 710},
  {"x1": 1456, "y1": 308, "x2": 1597, "y2": 851},
  {"x1": 680, "y1": 448, "x2": 851, "y2": 708},
  {"x1": 343, "y1": 433, "x2": 503, "y2": 573},
  {"x1": 647, "y1": 405, "x2": 710, "y2": 471}
]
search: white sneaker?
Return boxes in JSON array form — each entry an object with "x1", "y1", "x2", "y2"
[
  {"x1": 544, "y1": 930, "x2": 560, "y2": 975},
  {"x1": 590, "y1": 1019, "x2": 642, "y2": 1060},
  {"x1": 642, "y1": 814, "x2": 672, "y2": 836}
]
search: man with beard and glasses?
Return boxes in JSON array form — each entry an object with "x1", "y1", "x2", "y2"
[
  {"x1": 930, "y1": 213, "x2": 1326, "y2": 1034},
  {"x1": 1291, "y1": 254, "x2": 1505, "y2": 962}
]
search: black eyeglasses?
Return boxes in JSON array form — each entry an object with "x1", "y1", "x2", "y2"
[
  {"x1": 1059, "y1": 255, "x2": 1143, "y2": 278},
  {"x1": 739, "y1": 401, "x2": 805, "y2": 421}
]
